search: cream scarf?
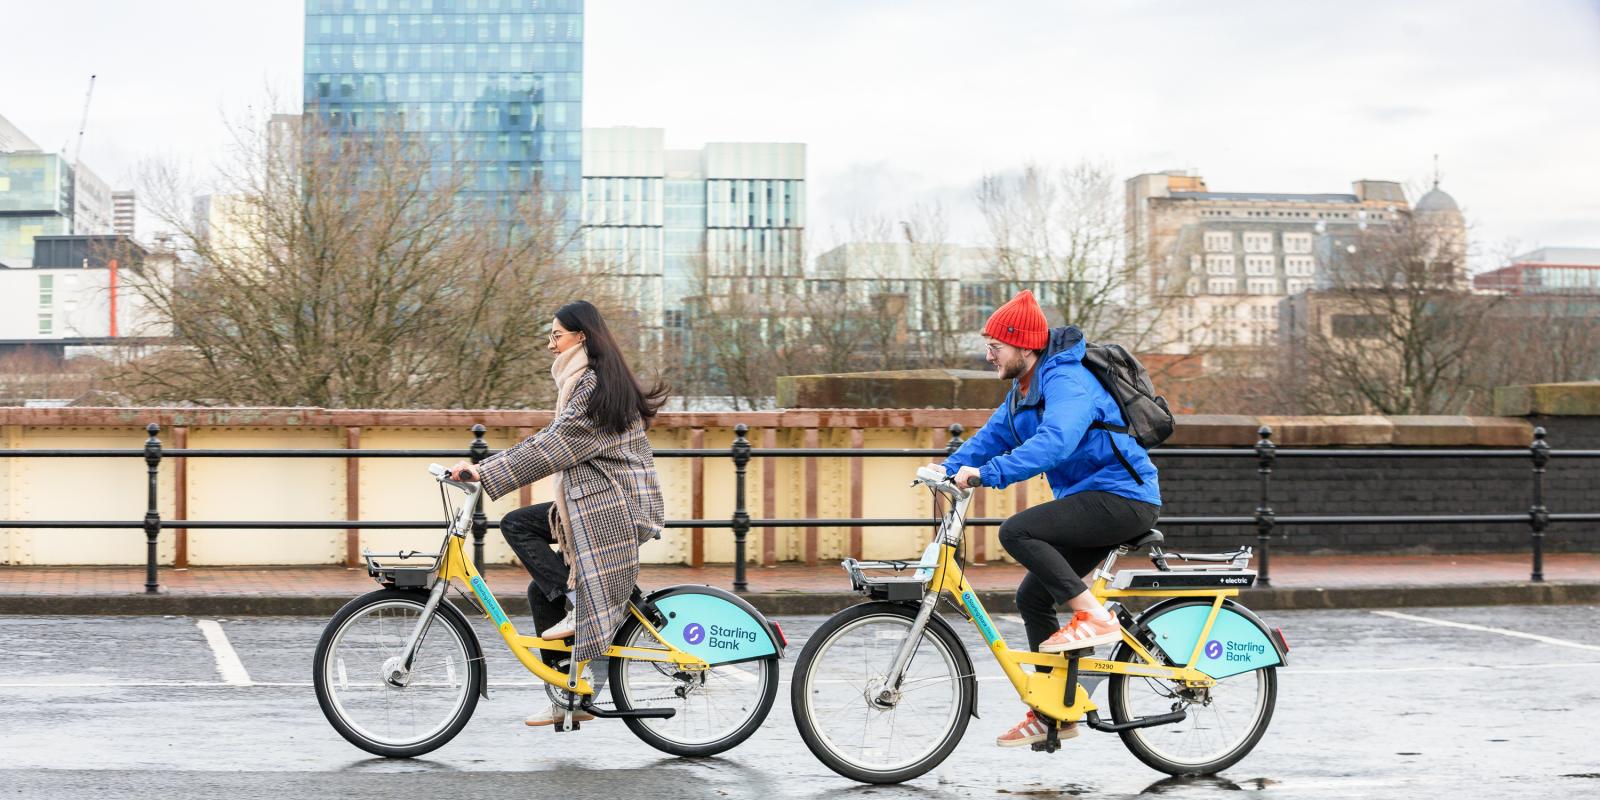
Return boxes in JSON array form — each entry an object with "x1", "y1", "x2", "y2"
[{"x1": 548, "y1": 344, "x2": 590, "y2": 586}]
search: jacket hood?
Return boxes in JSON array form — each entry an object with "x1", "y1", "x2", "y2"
[{"x1": 1015, "y1": 326, "x2": 1084, "y2": 407}]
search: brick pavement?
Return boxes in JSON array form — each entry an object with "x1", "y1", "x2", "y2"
[{"x1": 2, "y1": 552, "x2": 1597, "y2": 598}]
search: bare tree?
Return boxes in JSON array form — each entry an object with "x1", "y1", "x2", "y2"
[
  {"x1": 977, "y1": 161, "x2": 1187, "y2": 354},
  {"x1": 106, "y1": 106, "x2": 606, "y2": 408},
  {"x1": 1461, "y1": 293, "x2": 1600, "y2": 412},
  {"x1": 1287, "y1": 214, "x2": 1497, "y2": 415}
]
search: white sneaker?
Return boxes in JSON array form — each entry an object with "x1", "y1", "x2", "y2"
[
  {"x1": 524, "y1": 703, "x2": 595, "y2": 727},
  {"x1": 540, "y1": 611, "x2": 575, "y2": 640}
]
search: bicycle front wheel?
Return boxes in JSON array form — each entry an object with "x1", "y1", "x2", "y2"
[
  {"x1": 1107, "y1": 600, "x2": 1277, "y2": 775},
  {"x1": 313, "y1": 589, "x2": 482, "y2": 758},
  {"x1": 791, "y1": 602, "x2": 974, "y2": 784},
  {"x1": 608, "y1": 615, "x2": 779, "y2": 757}
]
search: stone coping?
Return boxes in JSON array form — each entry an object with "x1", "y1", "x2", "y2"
[
  {"x1": 0, "y1": 407, "x2": 1540, "y2": 447},
  {"x1": 1494, "y1": 381, "x2": 1600, "y2": 417}
]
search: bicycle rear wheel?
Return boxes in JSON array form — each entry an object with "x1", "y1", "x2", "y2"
[
  {"x1": 1107, "y1": 600, "x2": 1277, "y2": 775},
  {"x1": 608, "y1": 615, "x2": 779, "y2": 757},
  {"x1": 791, "y1": 602, "x2": 974, "y2": 784},
  {"x1": 313, "y1": 589, "x2": 482, "y2": 758}
]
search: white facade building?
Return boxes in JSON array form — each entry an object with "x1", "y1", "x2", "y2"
[
  {"x1": 0, "y1": 236, "x2": 160, "y2": 350},
  {"x1": 112, "y1": 190, "x2": 136, "y2": 239},
  {"x1": 582, "y1": 127, "x2": 805, "y2": 345}
]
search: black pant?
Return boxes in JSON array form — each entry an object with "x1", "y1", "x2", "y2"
[
  {"x1": 999, "y1": 491, "x2": 1161, "y2": 655},
  {"x1": 500, "y1": 502, "x2": 571, "y2": 643}
]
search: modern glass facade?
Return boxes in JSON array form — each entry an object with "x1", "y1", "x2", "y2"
[
  {"x1": 303, "y1": 0, "x2": 583, "y2": 220},
  {"x1": 0, "y1": 153, "x2": 73, "y2": 266}
]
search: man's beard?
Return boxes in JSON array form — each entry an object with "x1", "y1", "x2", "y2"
[{"x1": 998, "y1": 356, "x2": 1028, "y2": 380}]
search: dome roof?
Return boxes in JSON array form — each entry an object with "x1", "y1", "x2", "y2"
[{"x1": 1415, "y1": 184, "x2": 1460, "y2": 214}]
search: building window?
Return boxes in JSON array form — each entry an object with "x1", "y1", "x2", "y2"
[
  {"x1": 1284, "y1": 232, "x2": 1313, "y2": 253},
  {"x1": 1205, "y1": 255, "x2": 1235, "y2": 275},
  {"x1": 1207, "y1": 278, "x2": 1236, "y2": 294},
  {"x1": 1204, "y1": 231, "x2": 1232, "y2": 252},
  {"x1": 1286, "y1": 256, "x2": 1315, "y2": 277},
  {"x1": 38, "y1": 275, "x2": 54, "y2": 309},
  {"x1": 1247, "y1": 278, "x2": 1277, "y2": 295},
  {"x1": 1243, "y1": 232, "x2": 1273, "y2": 253},
  {"x1": 1245, "y1": 255, "x2": 1274, "y2": 276},
  {"x1": 1286, "y1": 279, "x2": 1313, "y2": 294},
  {"x1": 1332, "y1": 313, "x2": 1386, "y2": 339},
  {"x1": 38, "y1": 313, "x2": 53, "y2": 335}
]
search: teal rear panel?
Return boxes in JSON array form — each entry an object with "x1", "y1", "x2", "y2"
[
  {"x1": 1145, "y1": 605, "x2": 1281, "y2": 679},
  {"x1": 652, "y1": 591, "x2": 777, "y2": 664}
]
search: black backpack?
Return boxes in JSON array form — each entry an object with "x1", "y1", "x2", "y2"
[{"x1": 1081, "y1": 343, "x2": 1175, "y2": 481}]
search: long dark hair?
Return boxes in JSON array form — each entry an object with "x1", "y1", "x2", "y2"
[{"x1": 555, "y1": 300, "x2": 669, "y2": 433}]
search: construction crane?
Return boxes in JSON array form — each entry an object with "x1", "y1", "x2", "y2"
[{"x1": 68, "y1": 74, "x2": 96, "y2": 235}]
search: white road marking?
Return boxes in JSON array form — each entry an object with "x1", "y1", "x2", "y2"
[
  {"x1": 196, "y1": 620, "x2": 253, "y2": 686},
  {"x1": 1371, "y1": 610, "x2": 1600, "y2": 652}
]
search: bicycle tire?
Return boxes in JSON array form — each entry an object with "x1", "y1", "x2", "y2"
[
  {"x1": 791, "y1": 602, "x2": 975, "y2": 784},
  {"x1": 1106, "y1": 599, "x2": 1277, "y2": 775},
  {"x1": 313, "y1": 588, "x2": 483, "y2": 758}
]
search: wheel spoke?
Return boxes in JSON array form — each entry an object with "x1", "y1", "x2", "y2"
[
  {"x1": 318, "y1": 597, "x2": 475, "y2": 752},
  {"x1": 797, "y1": 611, "x2": 968, "y2": 778}
]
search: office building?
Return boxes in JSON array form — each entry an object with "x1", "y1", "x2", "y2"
[
  {"x1": 1125, "y1": 170, "x2": 1424, "y2": 354},
  {"x1": 302, "y1": 0, "x2": 584, "y2": 222},
  {"x1": 1475, "y1": 247, "x2": 1600, "y2": 295},
  {"x1": 0, "y1": 115, "x2": 115, "y2": 267},
  {"x1": 582, "y1": 127, "x2": 805, "y2": 347},
  {"x1": 112, "y1": 190, "x2": 136, "y2": 239},
  {"x1": 0, "y1": 235, "x2": 154, "y2": 360},
  {"x1": 0, "y1": 113, "x2": 40, "y2": 153}
]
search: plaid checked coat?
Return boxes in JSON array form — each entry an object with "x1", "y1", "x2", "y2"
[{"x1": 476, "y1": 369, "x2": 665, "y2": 662}]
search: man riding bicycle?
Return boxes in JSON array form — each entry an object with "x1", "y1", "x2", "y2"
[{"x1": 933, "y1": 289, "x2": 1161, "y2": 749}]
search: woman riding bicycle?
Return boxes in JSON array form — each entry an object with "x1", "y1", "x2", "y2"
[
  {"x1": 936, "y1": 290, "x2": 1161, "y2": 748},
  {"x1": 448, "y1": 300, "x2": 668, "y2": 727}
]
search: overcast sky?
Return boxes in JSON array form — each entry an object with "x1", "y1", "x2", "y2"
[{"x1": 5, "y1": 0, "x2": 1598, "y2": 264}]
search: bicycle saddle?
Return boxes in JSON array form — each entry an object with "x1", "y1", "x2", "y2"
[{"x1": 1124, "y1": 529, "x2": 1164, "y2": 549}]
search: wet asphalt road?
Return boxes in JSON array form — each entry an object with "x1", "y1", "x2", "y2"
[{"x1": 2, "y1": 604, "x2": 1599, "y2": 800}]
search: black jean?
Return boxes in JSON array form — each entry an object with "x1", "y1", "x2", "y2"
[
  {"x1": 998, "y1": 490, "x2": 1161, "y2": 655},
  {"x1": 500, "y1": 502, "x2": 571, "y2": 646}
]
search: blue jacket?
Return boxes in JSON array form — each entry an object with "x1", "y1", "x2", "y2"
[{"x1": 943, "y1": 326, "x2": 1161, "y2": 506}]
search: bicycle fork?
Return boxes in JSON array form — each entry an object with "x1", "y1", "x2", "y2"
[
  {"x1": 875, "y1": 592, "x2": 941, "y2": 707},
  {"x1": 387, "y1": 579, "x2": 449, "y2": 686}
]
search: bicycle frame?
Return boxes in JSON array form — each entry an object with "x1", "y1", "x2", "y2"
[
  {"x1": 881, "y1": 480, "x2": 1230, "y2": 723},
  {"x1": 379, "y1": 476, "x2": 708, "y2": 699}
]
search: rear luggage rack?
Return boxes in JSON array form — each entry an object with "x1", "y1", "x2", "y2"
[
  {"x1": 363, "y1": 550, "x2": 440, "y2": 589},
  {"x1": 1116, "y1": 546, "x2": 1257, "y2": 589}
]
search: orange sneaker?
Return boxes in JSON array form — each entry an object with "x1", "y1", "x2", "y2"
[
  {"x1": 1039, "y1": 610, "x2": 1121, "y2": 653},
  {"x1": 995, "y1": 711, "x2": 1079, "y2": 748}
]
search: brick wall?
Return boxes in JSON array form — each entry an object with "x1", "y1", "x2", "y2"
[{"x1": 1155, "y1": 416, "x2": 1599, "y2": 555}]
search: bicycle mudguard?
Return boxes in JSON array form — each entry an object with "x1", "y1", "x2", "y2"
[
  {"x1": 644, "y1": 585, "x2": 783, "y2": 665},
  {"x1": 1140, "y1": 600, "x2": 1284, "y2": 680}
]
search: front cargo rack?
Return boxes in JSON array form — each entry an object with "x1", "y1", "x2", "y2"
[
  {"x1": 841, "y1": 553, "x2": 938, "y2": 602},
  {"x1": 363, "y1": 550, "x2": 441, "y2": 589}
]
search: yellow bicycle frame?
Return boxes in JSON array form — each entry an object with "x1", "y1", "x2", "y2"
[
  {"x1": 434, "y1": 534, "x2": 708, "y2": 696},
  {"x1": 925, "y1": 540, "x2": 1227, "y2": 722}
]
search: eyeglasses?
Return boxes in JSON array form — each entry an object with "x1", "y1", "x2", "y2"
[
  {"x1": 985, "y1": 342, "x2": 1009, "y2": 354},
  {"x1": 548, "y1": 330, "x2": 579, "y2": 344}
]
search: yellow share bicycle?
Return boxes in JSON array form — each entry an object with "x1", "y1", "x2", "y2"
[
  {"x1": 313, "y1": 465, "x2": 786, "y2": 758},
  {"x1": 791, "y1": 467, "x2": 1289, "y2": 784}
]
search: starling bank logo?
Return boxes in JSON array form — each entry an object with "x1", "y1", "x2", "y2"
[{"x1": 683, "y1": 623, "x2": 706, "y2": 645}]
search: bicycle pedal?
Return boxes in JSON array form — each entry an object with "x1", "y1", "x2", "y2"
[
  {"x1": 1030, "y1": 739, "x2": 1061, "y2": 754},
  {"x1": 1063, "y1": 647, "x2": 1094, "y2": 658}
]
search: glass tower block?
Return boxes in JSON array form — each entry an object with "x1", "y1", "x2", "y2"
[{"x1": 303, "y1": 0, "x2": 583, "y2": 223}]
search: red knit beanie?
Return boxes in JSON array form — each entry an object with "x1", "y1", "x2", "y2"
[{"x1": 983, "y1": 290, "x2": 1048, "y2": 350}]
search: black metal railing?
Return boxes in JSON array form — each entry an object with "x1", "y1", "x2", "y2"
[{"x1": 4, "y1": 421, "x2": 1596, "y2": 594}]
